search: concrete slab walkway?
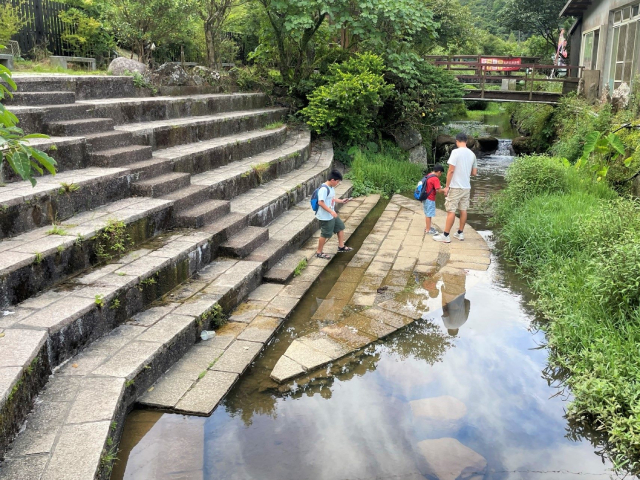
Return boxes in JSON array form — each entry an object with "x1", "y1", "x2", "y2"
[{"x1": 270, "y1": 194, "x2": 491, "y2": 383}]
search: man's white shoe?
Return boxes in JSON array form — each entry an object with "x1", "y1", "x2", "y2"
[
  {"x1": 454, "y1": 231, "x2": 465, "y2": 241},
  {"x1": 433, "y1": 233, "x2": 451, "y2": 243}
]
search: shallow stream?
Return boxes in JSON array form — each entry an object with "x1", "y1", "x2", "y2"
[{"x1": 112, "y1": 116, "x2": 617, "y2": 480}]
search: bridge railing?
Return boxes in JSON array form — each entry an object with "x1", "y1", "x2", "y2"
[{"x1": 425, "y1": 56, "x2": 584, "y2": 101}]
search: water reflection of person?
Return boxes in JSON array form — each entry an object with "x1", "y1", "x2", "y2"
[{"x1": 441, "y1": 273, "x2": 470, "y2": 337}]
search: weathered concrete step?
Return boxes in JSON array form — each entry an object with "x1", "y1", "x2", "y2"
[
  {"x1": 90, "y1": 144, "x2": 153, "y2": 168},
  {"x1": 175, "y1": 199, "x2": 230, "y2": 229},
  {"x1": 0, "y1": 196, "x2": 173, "y2": 306},
  {"x1": 12, "y1": 77, "x2": 76, "y2": 92},
  {"x1": 137, "y1": 189, "x2": 371, "y2": 416},
  {"x1": 84, "y1": 129, "x2": 134, "y2": 152},
  {"x1": 219, "y1": 226, "x2": 269, "y2": 258},
  {"x1": 0, "y1": 258, "x2": 264, "y2": 477},
  {"x1": 46, "y1": 117, "x2": 114, "y2": 136},
  {"x1": 160, "y1": 184, "x2": 210, "y2": 212},
  {"x1": 0, "y1": 140, "x2": 339, "y2": 462},
  {"x1": 131, "y1": 172, "x2": 191, "y2": 198},
  {"x1": 41, "y1": 103, "x2": 99, "y2": 123},
  {"x1": 13, "y1": 75, "x2": 136, "y2": 100},
  {"x1": 115, "y1": 108, "x2": 287, "y2": 150},
  {"x1": 77, "y1": 92, "x2": 269, "y2": 125},
  {"x1": 5, "y1": 91, "x2": 76, "y2": 106},
  {"x1": 153, "y1": 125, "x2": 289, "y2": 176}
]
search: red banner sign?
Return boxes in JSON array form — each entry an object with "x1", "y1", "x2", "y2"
[{"x1": 480, "y1": 57, "x2": 522, "y2": 71}]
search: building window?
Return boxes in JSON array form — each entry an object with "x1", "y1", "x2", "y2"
[
  {"x1": 609, "y1": 3, "x2": 640, "y2": 90},
  {"x1": 582, "y1": 29, "x2": 600, "y2": 69}
]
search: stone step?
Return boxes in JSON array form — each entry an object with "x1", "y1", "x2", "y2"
[
  {"x1": 160, "y1": 184, "x2": 211, "y2": 212},
  {"x1": 137, "y1": 188, "x2": 371, "y2": 417},
  {"x1": 84, "y1": 130, "x2": 135, "y2": 152},
  {"x1": 0, "y1": 256, "x2": 265, "y2": 479},
  {"x1": 0, "y1": 179, "x2": 362, "y2": 472},
  {"x1": 90, "y1": 145, "x2": 153, "y2": 168},
  {"x1": 131, "y1": 172, "x2": 191, "y2": 198},
  {"x1": 0, "y1": 196, "x2": 173, "y2": 307},
  {"x1": 5, "y1": 91, "x2": 76, "y2": 106},
  {"x1": 13, "y1": 77, "x2": 76, "y2": 92},
  {"x1": 154, "y1": 125, "x2": 290, "y2": 176},
  {"x1": 46, "y1": 117, "x2": 115, "y2": 136},
  {"x1": 219, "y1": 226, "x2": 269, "y2": 258},
  {"x1": 0, "y1": 140, "x2": 336, "y2": 446},
  {"x1": 115, "y1": 108, "x2": 287, "y2": 150},
  {"x1": 77, "y1": 92, "x2": 269, "y2": 125},
  {"x1": 42, "y1": 103, "x2": 99, "y2": 123},
  {"x1": 175, "y1": 199, "x2": 231, "y2": 228}
]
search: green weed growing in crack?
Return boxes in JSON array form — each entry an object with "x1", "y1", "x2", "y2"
[
  {"x1": 251, "y1": 163, "x2": 270, "y2": 184},
  {"x1": 58, "y1": 182, "x2": 80, "y2": 195},
  {"x1": 57, "y1": 245, "x2": 64, "y2": 254},
  {"x1": 264, "y1": 121, "x2": 284, "y2": 130},
  {"x1": 198, "y1": 370, "x2": 207, "y2": 380},
  {"x1": 75, "y1": 233, "x2": 84, "y2": 246},
  {"x1": 47, "y1": 225, "x2": 68, "y2": 236},
  {"x1": 95, "y1": 294, "x2": 105, "y2": 308},
  {"x1": 110, "y1": 298, "x2": 120, "y2": 310},
  {"x1": 202, "y1": 304, "x2": 226, "y2": 329},
  {"x1": 33, "y1": 252, "x2": 43, "y2": 264},
  {"x1": 293, "y1": 258, "x2": 308, "y2": 277},
  {"x1": 125, "y1": 379, "x2": 135, "y2": 387},
  {"x1": 100, "y1": 444, "x2": 119, "y2": 474},
  {"x1": 95, "y1": 219, "x2": 131, "y2": 261}
]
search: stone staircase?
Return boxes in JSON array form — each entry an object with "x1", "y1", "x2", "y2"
[{"x1": 0, "y1": 76, "x2": 356, "y2": 479}]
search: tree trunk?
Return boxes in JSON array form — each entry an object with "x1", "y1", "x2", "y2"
[{"x1": 205, "y1": 20, "x2": 216, "y2": 68}]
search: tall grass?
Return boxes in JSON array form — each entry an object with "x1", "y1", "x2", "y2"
[
  {"x1": 346, "y1": 144, "x2": 424, "y2": 198},
  {"x1": 493, "y1": 155, "x2": 640, "y2": 474}
]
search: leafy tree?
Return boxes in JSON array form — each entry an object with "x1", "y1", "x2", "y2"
[
  {"x1": 500, "y1": 0, "x2": 568, "y2": 52},
  {"x1": 301, "y1": 53, "x2": 393, "y2": 143},
  {"x1": 0, "y1": 3, "x2": 24, "y2": 44},
  {"x1": 59, "y1": 8, "x2": 103, "y2": 57},
  {"x1": 195, "y1": 0, "x2": 239, "y2": 68},
  {"x1": 103, "y1": 0, "x2": 196, "y2": 64},
  {"x1": 0, "y1": 64, "x2": 57, "y2": 186}
]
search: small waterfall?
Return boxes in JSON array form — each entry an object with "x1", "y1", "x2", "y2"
[{"x1": 495, "y1": 139, "x2": 514, "y2": 157}]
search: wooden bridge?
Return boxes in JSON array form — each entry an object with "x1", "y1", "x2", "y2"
[{"x1": 427, "y1": 55, "x2": 584, "y2": 104}]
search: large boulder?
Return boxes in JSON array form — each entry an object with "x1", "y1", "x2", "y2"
[
  {"x1": 512, "y1": 136, "x2": 535, "y2": 156},
  {"x1": 191, "y1": 66, "x2": 221, "y2": 86},
  {"x1": 393, "y1": 127, "x2": 423, "y2": 151},
  {"x1": 108, "y1": 57, "x2": 148, "y2": 77},
  {"x1": 612, "y1": 82, "x2": 631, "y2": 112},
  {"x1": 409, "y1": 144, "x2": 428, "y2": 166},
  {"x1": 153, "y1": 63, "x2": 190, "y2": 86},
  {"x1": 477, "y1": 136, "x2": 499, "y2": 154}
]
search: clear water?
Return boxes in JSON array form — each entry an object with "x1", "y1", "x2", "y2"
[{"x1": 112, "y1": 143, "x2": 617, "y2": 480}]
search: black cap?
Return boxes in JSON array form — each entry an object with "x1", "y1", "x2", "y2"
[{"x1": 433, "y1": 164, "x2": 444, "y2": 172}]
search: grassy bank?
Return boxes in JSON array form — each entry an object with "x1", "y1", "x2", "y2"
[
  {"x1": 492, "y1": 155, "x2": 640, "y2": 472},
  {"x1": 345, "y1": 143, "x2": 424, "y2": 198}
]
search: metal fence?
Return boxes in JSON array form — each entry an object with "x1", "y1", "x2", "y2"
[{"x1": 8, "y1": 0, "x2": 69, "y2": 58}]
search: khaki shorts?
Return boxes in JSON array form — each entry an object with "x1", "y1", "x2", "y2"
[{"x1": 445, "y1": 188, "x2": 471, "y2": 212}]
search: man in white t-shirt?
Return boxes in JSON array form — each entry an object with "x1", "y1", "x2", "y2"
[{"x1": 433, "y1": 132, "x2": 478, "y2": 243}]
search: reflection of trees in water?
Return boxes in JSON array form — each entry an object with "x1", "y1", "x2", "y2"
[{"x1": 223, "y1": 319, "x2": 452, "y2": 426}]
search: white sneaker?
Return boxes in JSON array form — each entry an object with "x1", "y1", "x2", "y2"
[
  {"x1": 426, "y1": 227, "x2": 437, "y2": 235},
  {"x1": 454, "y1": 231, "x2": 465, "y2": 241},
  {"x1": 433, "y1": 233, "x2": 451, "y2": 243}
]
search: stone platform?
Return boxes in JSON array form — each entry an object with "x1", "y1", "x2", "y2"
[{"x1": 270, "y1": 194, "x2": 491, "y2": 383}]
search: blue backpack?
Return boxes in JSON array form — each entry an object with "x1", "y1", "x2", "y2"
[
  {"x1": 414, "y1": 174, "x2": 437, "y2": 201},
  {"x1": 310, "y1": 184, "x2": 331, "y2": 212}
]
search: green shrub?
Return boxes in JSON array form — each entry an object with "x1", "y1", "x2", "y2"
[
  {"x1": 300, "y1": 53, "x2": 393, "y2": 144},
  {"x1": 493, "y1": 156, "x2": 640, "y2": 473},
  {"x1": 0, "y1": 3, "x2": 24, "y2": 44},
  {"x1": 506, "y1": 102, "x2": 555, "y2": 152},
  {"x1": 345, "y1": 143, "x2": 423, "y2": 198}
]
